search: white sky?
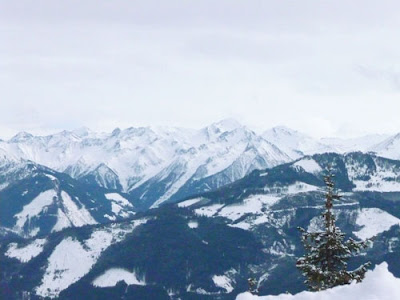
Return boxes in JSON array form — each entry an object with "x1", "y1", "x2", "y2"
[{"x1": 1, "y1": 0, "x2": 400, "y2": 139}]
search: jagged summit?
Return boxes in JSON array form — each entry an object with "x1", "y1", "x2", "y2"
[
  {"x1": 9, "y1": 131, "x2": 34, "y2": 143},
  {"x1": 71, "y1": 126, "x2": 92, "y2": 137},
  {"x1": 207, "y1": 118, "x2": 243, "y2": 132},
  {"x1": 267, "y1": 125, "x2": 301, "y2": 135}
]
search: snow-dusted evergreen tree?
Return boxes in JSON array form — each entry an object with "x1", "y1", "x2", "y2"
[{"x1": 296, "y1": 169, "x2": 370, "y2": 291}]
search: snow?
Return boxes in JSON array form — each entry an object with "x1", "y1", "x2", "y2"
[
  {"x1": 5, "y1": 238, "x2": 47, "y2": 263},
  {"x1": 293, "y1": 158, "x2": 322, "y2": 174},
  {"x1": 15, "y1": 190, "x2": 57, "y2": 236},
  {"x1": 45, "y1": 174, "x2": 58, "y2": 181},
  {"x1": 353, "y1": 179, "x2": 400, "y2": 192},
  {"x1": 52, "y1": 209, "x2": 72, "y2": 232},
  {"x1": 307, "y1": 217, "x2": 324, "y2": 233},
  {"x1": 286, "y1": 182, "x2": 319, "y2": 194},
  {"x1": 188, "y1": 221, "x2": 199, "y2": 228},
  {"x1": 52, "y1": 191, "x2": 96, "y2": 232},
  {"x1": 36, "y1": 219, "x2": 148, "y2": 298},
  {"x1": 105, "y1": 193, "x2": 132, "y2": 207},
  {"x1": 262, "y1": 126, "x2": 333, "y2": 160},
  {"x1": 92, "y1": 268, "x2": 146, "y2": 287},
  {"x1": 178, "y1": 197, "x2": 204, "y2": 207},
  {"x1": 322, "y1": 134, "x2": 389, "y2": 153},
  {"x1": 36, "y1": 236, "x2": 101, "y2": 298},
  {"x1": 354, "y1": 208, "x2": 400, "y2": 240},
  {"x1": 61, "y1": 191, "x2": 96, "y2": 226},
  {"x1": 212, "y1": 275, "x2": 234, "y2": 293},
  {"x1": 218, "y1": 195, "x2": 280, "y2": 221},
  {"x1": 104, "y1": 193, "x2": 133, "y2": 218},
  {"x1": 370, "y1": 133, "x2": 400, "y2": 160},
  {"x1": 0, "y1": 122, "x2": 290, "y2": 209},
  {"x1": 347, "y1": 157, "x2": 400, "y2": 192},
  {"x1": 195, "y1": 204, "x2": 224, "y2": 217},
  {"x1": 236, "y1": 263, "x2": 399, "y2": 300}
]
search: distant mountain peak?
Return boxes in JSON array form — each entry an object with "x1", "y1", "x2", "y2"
[
  {"x1": 268, "y1": 126, "x2": 307, "y2": 137},
  {"x1": 9, "y1": 131, "x2": 34, "y2": 143},
  {"x1": 71, "y1": 126, "x2": 92, "y2": 137},
  {"x1": 111, "y1": 128, "x2": 122, "y2": 136},
  {"x1": 209, "y1": 118, "x2": 243, "y2": 132}
]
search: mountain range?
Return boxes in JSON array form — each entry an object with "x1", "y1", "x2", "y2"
[
  {"x1": 0, "y1": 119, "x2": 398, "y2": 210},
  {"x1": 2, "y1": 120, "x2": 400, "y2": 299},
  {"x1": 2, "y1": 151, "x2": 400, "y2": 299}
]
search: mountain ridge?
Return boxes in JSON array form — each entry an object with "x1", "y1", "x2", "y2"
[{"x1": 0, "y1": 120, "x2": 398, "y2": 209}]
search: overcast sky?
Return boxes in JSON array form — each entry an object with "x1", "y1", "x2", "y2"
[{"x1": 1, "y1": 1, "x2": 400, "y2": 139}]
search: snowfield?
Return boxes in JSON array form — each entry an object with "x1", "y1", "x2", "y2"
[
  {"x1": 105, "y1": 193, "x2": 132, "y2": 207},
  {"x1": 14, "y1": 190, "x2": 57, "y2": 236},
  {"x1": 92, "y1": 268, "x2": 146, "y2": 287},
  {"x1": 353, "y1": 208, "x2": 400, "y2": 240},
  {"x1": 212, "y1": 275, "x2": 234, "y2": 293},
  {"x1": 293, "y1": 158, "x2": 322, "y2": 174},
  {"x1": 6, "y1": 238, "x2": 47, "y2": 263},
  {"x1": 52, "y1": 191, "x2": 97, "y2": 233},
  {"x1": 35, "y1": 219, "x2": 148, "y2": 298},
  {"x1": 178, "y1": 197, "x2": 204, "y2": 207},
  {"x1": 236, "y1": 263, "x2": 399, "y2": 300}
]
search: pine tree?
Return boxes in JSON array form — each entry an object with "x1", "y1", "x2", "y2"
[{"x1": 296, "y1": 169, "x2": 370, "y2": 291}]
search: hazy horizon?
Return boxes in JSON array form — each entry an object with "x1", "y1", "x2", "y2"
[{"x1": 0, "y1": 118, "x2": 393, "y2": 141}]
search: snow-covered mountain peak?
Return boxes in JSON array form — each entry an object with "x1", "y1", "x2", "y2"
[
  {"x1": 268, "y1": 126, "x2": 302, "y2": 137},
  {"x1": 369, "y1": 133, "x2": 400, "y2": 160},
  {"x1": 206, "y1": 118, "x2": 243, "y2": 134},
  {"x1": 70, "y1": 126, "x2": 93, "y2": 137},
  {"x1": 321, "y1": 134, "x2": 389, "y2": 153},
  {"x1": 9, "y1": 131, "x2": 34, "y2": 143},
  {"x1": 262, "y1": 126, "x2": 332, "y2": 160}
]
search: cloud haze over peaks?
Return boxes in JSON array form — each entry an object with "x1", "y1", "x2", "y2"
[{"x1": 1, "y1": 0, "x2": 400, "y2": 139}]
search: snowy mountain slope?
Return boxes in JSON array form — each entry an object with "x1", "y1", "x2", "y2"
[
  {"x1": 321, "y1": 134, "x2": 389, "y2": 153},
  {"x1": 183, "y1": 152, "x2": 400, "y2": 217},
  {"x1": 35, "y1": 219, "x2": 148, "y2": 298},
  {"x1": 369, "y1": 133, "x2": 400, "y2": 160},
  {"x1": 3, "y1": 152, "x2": 400, "y2": 299},
  {"x1": 0, "y1": 167, "x2": 136, "y2": 238},
  {"x1": 175, "y1": 152, "x2": 400, "y2": 296},
  {"x1": 0, "y1": 154, "x2": 46, "y2": 191},
  {"x1": 0, "y1": 119, "x2": 291, "y2": 209},
  {"x1": 0, "y1": 208, "x2": 263, "y2": 299},
  {"x1": 262, "y1": 126, "x2": 333, "y2": 160},
  {"x1": 188, "y1": 153, "x2": 397, "y2": 236},
  {"x1": 145, "y1": 126, "x2": 290, "y2": 208},
  {"x1": 262, "y1": 126, "x2": 389, "y2": 159}
]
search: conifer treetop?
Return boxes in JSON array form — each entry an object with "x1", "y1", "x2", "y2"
[{"x1": 296, "y1": 168, "x2": 370, "y2": 291}]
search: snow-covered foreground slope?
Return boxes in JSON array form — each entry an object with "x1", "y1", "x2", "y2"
[{"x1": 236, "y1": 263, "x2": 398, "y2": 300}]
